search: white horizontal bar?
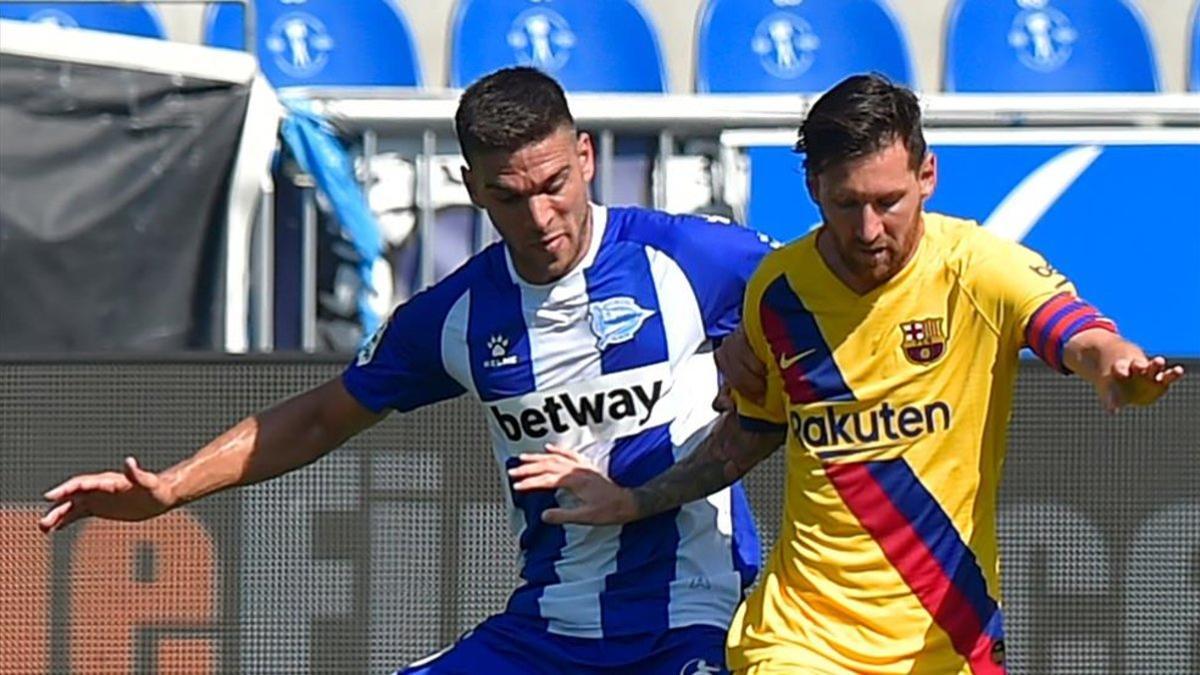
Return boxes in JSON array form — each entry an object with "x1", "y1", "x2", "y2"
[
  {"x1": 295, "y1": 90, "x2": 1200, "y2": 135},
  {"x1": 722, "y1": 127, "x2": 1200, "y2": 148}
]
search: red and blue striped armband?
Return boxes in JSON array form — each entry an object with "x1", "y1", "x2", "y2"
[{"x1": 1024, "y1": 293, "x2": 1117, "y2": 373}]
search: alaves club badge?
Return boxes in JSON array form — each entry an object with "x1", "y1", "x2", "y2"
[
  {"x1": 899, "y1": 318, "x2": 946, "y2": 365},
  {"x1": 588, "y1": 296, "x2": 655, "y2": 351}
]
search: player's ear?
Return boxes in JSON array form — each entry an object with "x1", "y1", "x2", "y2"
[
  {"x1": 917, "y1": 151, "x2": 937, "y2": 201},
  {"x1": 576, "y1": 131, "x2": 595, "y2": 183},
  {"x1": 805, "y1": 171, "x2": 820, "y2": 203},
  {"x1": 461, "y1": 164, "x2": 482, "y2": 208}
]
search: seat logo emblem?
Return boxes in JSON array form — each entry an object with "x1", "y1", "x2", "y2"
[
  {"x1": 1008, "y1": 1, "x2": 1077, "y2": 72},
  {"x1": 267, "y1": 12, "x2": 334, "y2": 78},
  {"x1": 508, "y1": 8, "x2": 576, "y2": 73},
  {"x1": 751, "y1": 12, "x2": 820, "y2": 79}
]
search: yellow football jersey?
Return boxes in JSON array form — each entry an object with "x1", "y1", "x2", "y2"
[{"x1": 730, "y1": 212, "x2": 1114, "y2": 674}]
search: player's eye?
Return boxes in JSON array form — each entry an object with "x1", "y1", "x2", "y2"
[{"x1": 545, "y1": 172, "x2": 569, "y2": 195}]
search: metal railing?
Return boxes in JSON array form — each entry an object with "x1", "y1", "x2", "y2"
[{"x1": 264, "y1": 91, "x2": 1200, "y2": 352}]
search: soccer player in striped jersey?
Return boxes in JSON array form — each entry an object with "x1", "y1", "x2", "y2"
[
  {"x1": 39, "y1": 67, "x2": 771, "y2": 674},
  {"x1": 509, "y1": 74, "x2": 1184, "y2": 674}
]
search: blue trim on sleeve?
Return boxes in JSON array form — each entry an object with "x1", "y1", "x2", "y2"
[
  {"x1": 610, "y1": 207, "x2": 773, "y2": 341},
  {"x1": 341, "y1": 250, "x2": 492, "y2": 412},
  {"x1": 737, "y1": 414, "x2": 787, "y2": 433}
]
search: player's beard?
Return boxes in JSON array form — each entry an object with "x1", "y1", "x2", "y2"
[
  {"x1": 856, "y1": 217, "x2": 923, "y2": 284},
  {"x1": 850, "y1": 250, "x2": 890, "y2": 283},
  {"x1": 533, "y1": 204, "x2": 592, "y2": 281},
  {"x1": 820, "y1": 213, "x2": 923, "y2": 289}
]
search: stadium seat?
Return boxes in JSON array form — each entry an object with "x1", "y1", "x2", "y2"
[
  {"x1": 449, "y1": 0, "x2": 666, "y2": 92},
  {"x1": 202, "y1": 0, "x2": 421, "y2": 88},
  {"x1": 696, "y1": 0, "x2": 914, "y2": 93},
  {"x1": 944, "y1": 0, "x2": 1159, "y2": 92},
  {"x1": 0, "y1": 2, "x2": 165, "y2": 39},
  {"x1": 1191, "y1": 1, "x2": 1200, "y2": 91}
]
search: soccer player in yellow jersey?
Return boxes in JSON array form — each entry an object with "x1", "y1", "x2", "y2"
[{"x1": 509, "y1": 74, "x2": 1185, "y2": 674}]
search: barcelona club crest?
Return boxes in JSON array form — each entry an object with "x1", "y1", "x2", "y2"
[{"x1": 899, "y1": 318, "x2": 946, "y2": 365}]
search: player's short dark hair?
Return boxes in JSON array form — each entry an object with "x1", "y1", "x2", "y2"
[
  {"x1": 796, "y1": 73, "x2": 926, "y2": 177},
  {"x1": 455, "y1": 67, "x2": 576, "y2": 163}
]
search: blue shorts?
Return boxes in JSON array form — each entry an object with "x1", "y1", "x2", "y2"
[{"x1": 398, "y1": 613, "x2": 729, "y2": 675}]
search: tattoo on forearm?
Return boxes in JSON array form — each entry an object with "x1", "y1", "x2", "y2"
[{"x1": 630, "y1": 414, "x2": 782, "y2": 519}]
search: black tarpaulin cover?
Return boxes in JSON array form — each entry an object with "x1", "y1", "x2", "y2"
[{"x1": 0, "y1": 42, "x2": 250, "y2": 351}]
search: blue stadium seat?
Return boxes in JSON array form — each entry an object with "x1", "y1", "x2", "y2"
[
  {"x1": 697, "y1": 0, "x2": 914, "y2": 93},
  {"x1": 944, "y1": 0, "x2": 1159, "y2": 92},
  {"x1": 0, "y1": 2, "x2": 165, "y2": 39},
  {"x1": 1190, "y1": 1, "x2": 1200, "y2": 91},
  {"x1": 449, "y1": 0, "x2": 666, "y2": 92},
  {"x1": 202, "y1": 0, "x2": 421, "y2": 88}
]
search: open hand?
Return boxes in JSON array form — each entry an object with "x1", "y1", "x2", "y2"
[
  {"x1": 1100, "y1": 356, "x2": 1184, "y2": 413},
  {"x1": 508, "y1": 444, "x2": 637, "y2": 526},
  {"x1": 38, "y1": 457, "x2": 176, "y2": 533}
]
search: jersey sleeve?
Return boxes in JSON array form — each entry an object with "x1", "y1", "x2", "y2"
[
  {"x1": 970, "y1": 234, "x2": 1116, "y2": 373},
  {"x1": 733, "y1": 260, "x2": 788, "y2": 431},
  {"x1": 631, "y1": 210, "x2": 777, "y2": 341},
  {"x1": 341, "y1": 284, "x2": 467, "y2": 413}
]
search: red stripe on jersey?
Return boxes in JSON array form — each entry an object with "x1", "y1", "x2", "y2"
[
  {"x1": 826, "y1": 463, "x2": 1003, "y2": 673},
  {"x1": 971, "y1": 634, "x2": 1006, "y2": 675},
  {"x1": 760, "y1": 302, "x2": 819, "y2": 404}
]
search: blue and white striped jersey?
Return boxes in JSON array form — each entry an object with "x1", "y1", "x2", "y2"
[{"x1": 344, "y1": 205, "x2": 771, "y2": 639}]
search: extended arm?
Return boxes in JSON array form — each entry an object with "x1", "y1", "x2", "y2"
[
  {"x1": 1062, "y1": 328, "x2": 1185, "y2": 413},
  {"x1": 628, "y1": 413, "x2": 783, "y2": 520},
  {"x1": 39, "y1": 377, "x2": 385, "y2": 532},
  {"x1": 509, "y1": 412, "x2": 784, "y2": 525}
]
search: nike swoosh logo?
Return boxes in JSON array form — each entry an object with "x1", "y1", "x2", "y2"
[{"x1": 779, "y1": 348, "x2": 816, "y2": 370}]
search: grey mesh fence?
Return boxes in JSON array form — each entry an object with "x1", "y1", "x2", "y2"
[{"x1": 1, "y1": 358, "x2": 1196, "y2": 674}]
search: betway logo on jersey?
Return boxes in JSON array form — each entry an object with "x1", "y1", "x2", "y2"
[
  {"x1": 487, "y1": 363, "x2": 674, "y2": 447},
  {"x1": 789, "y1": 400, "x2": 952, "y2": 451}
]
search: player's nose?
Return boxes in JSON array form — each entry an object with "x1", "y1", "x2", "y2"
[
  {"x1": 855, "y1": 208, "x2": 886, "y2": 242},
  {"x1": 528, "y1": 194, "x2": 557, "y2": 232}
]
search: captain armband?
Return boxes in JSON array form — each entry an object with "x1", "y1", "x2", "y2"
[{"x1": 1025, "y1": 293, "x2": 1117, "y2": 374}]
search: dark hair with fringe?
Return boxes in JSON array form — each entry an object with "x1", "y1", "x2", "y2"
[{"x1": 796, "y1": 73, "x2": 926, "y2": 177}]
